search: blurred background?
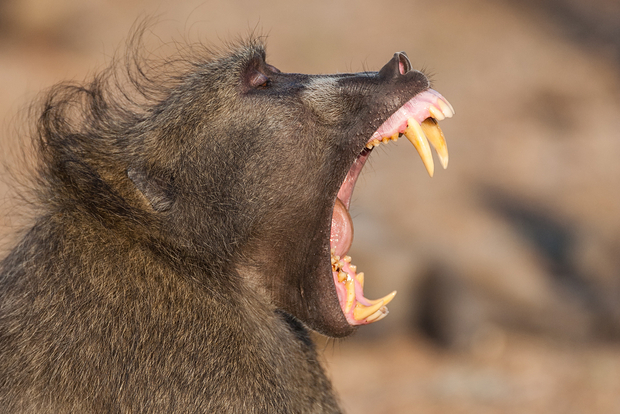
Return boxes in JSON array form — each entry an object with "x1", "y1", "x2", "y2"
[{"x1": 1, "y1": 0, "x2": 620, "y2": 412}]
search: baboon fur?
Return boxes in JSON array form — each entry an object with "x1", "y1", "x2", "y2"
[{"x1": 0, "y1": 34, "x2": 430, "y2": 413}]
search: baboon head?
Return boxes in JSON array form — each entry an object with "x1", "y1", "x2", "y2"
[{"x1": 126, "y1": 40, "x2": 454, "y2": 338}]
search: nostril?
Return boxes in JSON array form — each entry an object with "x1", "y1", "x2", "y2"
[
  {"x1": 397, "y1": 52, "x2": 412, "y2": 75},
  {"x1": 378, "y1": 51, "x2": 413, "y2": 80}
]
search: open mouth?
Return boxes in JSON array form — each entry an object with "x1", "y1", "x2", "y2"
[{"x1": 330, "y1": 88, "x2": 455, "y2": 326}]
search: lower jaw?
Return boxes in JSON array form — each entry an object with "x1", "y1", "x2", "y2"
[
  {"x1": 331, "y1": 249, "x2": 395, "y2": 325},
  {"x1": 330, "y1": 187, "x2": 396, "y2": 326}
]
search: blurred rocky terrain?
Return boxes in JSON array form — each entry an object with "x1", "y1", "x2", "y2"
[{"x1": 1, "y1": 0, "x2": 619, "y2": 412}]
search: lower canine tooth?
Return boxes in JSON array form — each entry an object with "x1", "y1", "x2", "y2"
[
  {"x1": 421, "y1": 118, "x2": 449, "y2": 169},
  {"x1": 365, "y1": 307, "x2": 388, "y2": 323},
  {"x1": 353, "y1": 300, "x2": 385, "y2": 321},
  {"x1": 404, "y1": 118, "x2": 435, "y2": 177},
  {"x1": 369, "y1": 290, "x2": 397, "y2": 306}
]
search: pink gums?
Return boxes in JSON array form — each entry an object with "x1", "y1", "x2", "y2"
[{"x1": 370, "y1": 89, "x2": 447, "y2": 142}]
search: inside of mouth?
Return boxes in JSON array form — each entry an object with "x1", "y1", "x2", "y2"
[{"x1": 329, "y1": 88, "x2": 454, "y2": 326}]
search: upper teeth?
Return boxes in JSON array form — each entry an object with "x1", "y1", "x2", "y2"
[
  {"x1": 421, "y1": 118, "x2": 449, "y2": 169},
  {"x1": 365, "y1": 134, "x2": 398, "y2": 149},
  {"x1": 366, "y1": 91, "x2": 454, "y2": 177},
  {"x1": 404, "y1": 117, "x2": 436, "y2": 177},
  {"x1": 365, "y1": 116, "x2": 450, "y2": 177}
]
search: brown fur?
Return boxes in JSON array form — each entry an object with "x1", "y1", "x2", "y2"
[{"x1": 0, "y1": 34, "x2": 429, "y2": 412}]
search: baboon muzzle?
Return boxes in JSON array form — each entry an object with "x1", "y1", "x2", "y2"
[{"x1": 329, "y1": 53, "x2": 455, "y2": 326}]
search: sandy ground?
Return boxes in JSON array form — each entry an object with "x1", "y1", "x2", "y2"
[
  {"x1": 2, "y1": 0, "x2": 620, "y2": 412},
  {"x1": 324, "y1": 333, "x2": 620, "y2": 414}
]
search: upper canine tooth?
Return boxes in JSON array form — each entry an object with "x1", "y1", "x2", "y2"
[
  {"x1": 421, "y1": 118, "x2": 449, "y2": 169},
  {"x1": 404, "y1": 118, "x2": 435, "y2": 177}
]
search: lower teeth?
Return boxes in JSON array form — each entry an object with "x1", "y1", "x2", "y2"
[{"x1": 330, "y1": 250, "x2": 397, "y2": 323}]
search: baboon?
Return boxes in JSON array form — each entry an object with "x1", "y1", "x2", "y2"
[{"x1": 0, "y1": 35, "x2": 454, "y2": 412}]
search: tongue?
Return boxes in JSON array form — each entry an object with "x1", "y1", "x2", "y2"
[{"x1": 330, "y1": 198, "x2": 353, "y2": 257}]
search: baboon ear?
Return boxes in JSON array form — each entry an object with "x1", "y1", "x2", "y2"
[{"x1": 127, "y1": 167, "x2": 174, "y2": 212}]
